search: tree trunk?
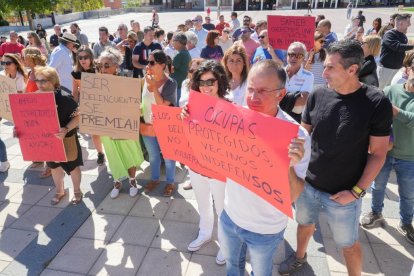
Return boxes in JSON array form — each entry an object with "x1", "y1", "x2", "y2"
[
  {"x1": 18, "y1": 11, "x2": 24, "y2": 26},
  {"x1": 26, "y1": 10, "x2": 34, "y2": 30}
]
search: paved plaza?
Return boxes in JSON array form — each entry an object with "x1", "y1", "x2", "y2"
[{"x1": 0, "y1": 7, "x2": 413, "y2": 276}]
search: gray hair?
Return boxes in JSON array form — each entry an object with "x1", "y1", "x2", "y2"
[
  {"x1": 250, "y1": 59, "x2": 287, "y2": 88},
  {"x1": 185, "y1": 31, "x2": 198, "y2": 46},
  {"x1": 173, "y1": 32, "x2": 187, "y2": 45},
  {"x1": 99, "y1": 47, "x2": 123, "y2": 66},
  {"x1": 288, "y1": 42, "x2": 308, "y2": 57}
]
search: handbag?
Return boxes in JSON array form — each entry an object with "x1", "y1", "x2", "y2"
[{"x1": 63, "y1": 135, "x2": 78, "y2": 162}]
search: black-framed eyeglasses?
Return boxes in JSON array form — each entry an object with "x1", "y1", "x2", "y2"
[
  {"x1": 287, "y1": 53, "x2": 304, "y2": 59},
  {"x1": 199, "y1": 78, "x2": 217, "y2": 87},
  {"x1": 97, "y1": 63, "x2": 112, "y2": 69},
  {"x1": 0, "y1": 61, "x2": 13, "y2": 66},
  {"x1": 34, "y1": 79, "x2": 49, "y2": 85},
  {"x1": 258, "y1": 35, "x2": 265, "y2": 39},
  {"x1": 148, "y1": 60, "x2": 159, "y2": 66},
  {"x1": 77, "y1": 55, "x2": 89, "y2": 60}
]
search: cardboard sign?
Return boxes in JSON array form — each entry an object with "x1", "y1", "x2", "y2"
[
  {"x1": 268, "y1": 15, "x2": 315, "y2": 50},
  {"x1": 79, "y1": 73, "x2": 141, "y2": 140},
  {"x1": 0, "y1": 75, "x2": 17, "y2": 121},
  {"x1": 152, "y1": 104, "x2": 225, "y2": 182},
  {"x1": 184, "y1": 91, "x2": 299, "y2": 217},
  {"x1": 9, "y1": 92, "x2": 67, "y2": 161}
]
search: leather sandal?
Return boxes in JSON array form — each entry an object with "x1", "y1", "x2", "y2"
[
  {"x1": 144, "y1": 180, "x2": 160, "y2": 193},
  {"x1": 51, "y1": 192, "x2": 65, "y2": 205},
  {"x1": 163, "y1": 183, "x2": 175, "y2": 197},
  {"x1": 71, "y1": 191, "x2": 83, "y2": 205}
]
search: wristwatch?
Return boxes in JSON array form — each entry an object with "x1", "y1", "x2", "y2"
[{"x1": 352, "y1": 186, "x2": 366, "y2": 198}]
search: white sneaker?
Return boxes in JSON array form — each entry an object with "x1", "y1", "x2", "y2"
[
  {"x1": 187, "y1": 235, "x2": 211, "y2": 251},
  {"x1": 0, "y1": 161, "x2": 10, "y2": 173},
  {"x1": 110, "y1": 183, "x2": 121, "y2": 199},
  {"x1": 216, "y1": 249, "x2": 226, "y2": 265},
  {"x1": 129, "y1": 179, "x2": 141, "y2": 197}
]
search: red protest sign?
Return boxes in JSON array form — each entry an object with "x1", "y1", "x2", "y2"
[
  {"x1": 9, "y1": 92, "x2": 67, "y2": 162},
  {"x1": 151, "y1": 104, "x2": 225, "y2": 182},
  {"x1": 267, "y1": 15, "x2": 315, "y2": 50},
  {"x1": 184, "y1": 91, "x2": 299, "y2": 217}
]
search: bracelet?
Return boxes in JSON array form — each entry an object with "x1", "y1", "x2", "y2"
[{"x1": 349, "y1": 190, "x2": 359, "y2": 199}]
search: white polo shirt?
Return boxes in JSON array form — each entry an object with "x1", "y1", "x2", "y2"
[
  {"x1": 285, "y1": 65, "x2": 314, "y2": 93},
  {"x1": 224, "y1": 109, "x2": 311, "y2": 234}
]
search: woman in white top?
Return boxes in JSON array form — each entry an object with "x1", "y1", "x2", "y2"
[
  {"x1": 222, "y1": 45, "x2": 250, "y2": 106},
  {"x1": 304, "y1": 31, "x2": 327, "y2": 87},
  {"x1": 218, "y1": 28, "x2": 233, "y2": 54},
  {"x1": 1, "y1": 53, "x2": 27, "y2": 93},
  {"x1": 181, "y1": 60, "x2": 230, "y2": 266}
]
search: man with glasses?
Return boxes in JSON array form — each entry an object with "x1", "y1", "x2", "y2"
[
  {"x1": 234, "y1": 26, "x2": 259, "y2": 62},
  {"x1": 279, "y1": 40, "x2": 392, "y2": 276},
  {"x1": 232, "y1": 15, "x2": 254, "y2": 42},
  {"x1": 49, "y1": 33, "x2": 80, "y2": 92},
  {"x1": 219, "y1": 59, "x2": 311, "y2": 276},
  {"x1": 93, "y1": 26, "x2": 116, "y2": 58},
  {"x1": 284, "y1": 42, "x2": 314, "y2": 121},
  {"x1": 251, "y1": 20, "x2": 267, "y2": 42},
  {"x1": 215, "y1": 15, "x2": 230, "y2": 35},
  {"x1": 0, "y1": 31, "x2": 24, "y2": 57},
  {"x1": 203, "y1": 16, "x2": 215, "y2": 31},
  {"x1": 251, "y1": 30, "x2": 285, "y2": 66},
  {"x1": 360, "y1": 54, "x2": 414, "y2": 245},
  {"x1": 378, "y1": 13, "x2": 414, "y2": 90},
  {"x1": 132, "y1": 26, "x2": 162, "y2": 78},
  {"x1": 317, "y1": 19, "x2": 337, "y2": 49},
  {"x1": 189, "y1": 15, "x2": 208, "y2": 51}
]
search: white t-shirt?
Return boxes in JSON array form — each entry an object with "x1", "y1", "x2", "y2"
[
  {"x1": 227, "y1": 81, "x2": 247, "y2": 106},
  {"x1": 285, "y1": 65, "x2": 314, "y2": 93},
  {"x1": 224, "y1": 109, "x2": 311, "y2": 234},
  {"x1": 141, "y1": 81, "x2": 165, "y2": 124},
  {"x1": 0, "y1": 71, "x2": 26, "y2": 92}
]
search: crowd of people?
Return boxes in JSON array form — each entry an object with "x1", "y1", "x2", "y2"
[{"x1": 0, "y1": 9, "x2": 413, "y2": 276}]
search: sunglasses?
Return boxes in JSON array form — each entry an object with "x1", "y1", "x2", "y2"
[
  {"x1": 0, "y1": 61, "x2": 13, "y2": 66},
  {"x1": 34, "y1": 79, "x2": 49, "y2": 84},
  {"x1": 318, "y1": 39, "x2": 326, "y2": 43},
  {"x1": 199, "y1": 78, "x2": 217, "y2": 87},
  {"x1": 77, "y1": 55, "x2": 89, "y2": 60},
  {"x1": 287, "y1": 53, "x2": 304, "y2": 59},
  {"x1": 258, "y1": 35, "x2": 265, "y2": 39},
  {"x1": 148, "y1": 60, "x2": 162, "y2": 66},
  {"x1": 97, "y1": 63, "x2": 111, "y2": 69},
  {"x1": 223, "y1": 31, "x2": 230, "y2": 34}
]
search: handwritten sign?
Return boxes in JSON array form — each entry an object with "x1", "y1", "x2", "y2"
[
  {"x1": 0, "y1": 75, "x2": 17, "y2": 121},
  {"x1": 184, "y1": 91, "x2": 299, "y2": 217},
  {"x1": 9, "y1": 93, "x2": 67, "y2": 161},
  {"x1": 268, "y1": 15, "x2": 315, "y2": 50},
  {"x1": 152, "y1": 104, "x2": 225, "y2": 181},
  {"x1": 79, "y1": 73, "x2": 141, "y2": 140}
]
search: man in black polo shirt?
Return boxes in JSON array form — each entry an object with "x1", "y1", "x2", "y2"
[
  {"x1": 377, "y1": 13, "x2": 414, "y2": 90},
  {"x1": 49, "y1": 24, "x2": 63, "y2": 50},
  {"x1": 279, "y1": 40, "x2": 393, "y2": 276}
]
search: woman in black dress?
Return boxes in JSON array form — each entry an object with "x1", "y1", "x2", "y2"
[{"x1": 35, "y1": 66, "x2": 83, "y2": 205}]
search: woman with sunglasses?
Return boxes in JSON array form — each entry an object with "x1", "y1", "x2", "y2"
[
  {"x1": 218, "y1": 27, "x2": 233, "y2": 53},
  {"x1": 96, "y1": 48, "x2": 144, "y2": 199},
  {"x1": 0, "y1": 53, "x2": 27, "y2": 93},
  {"x1": 304, "y1": 31, "x2": 327, "y2": 87},
  {"x1": 222, "y1": 45, "x2": 250, "y2": 106},
  {"x1": 140, "y1": 50, "x2": 177, "y2": 197},
  {"x1": 21, "y1": 66, "x2": 83, "y2": 205},
  {"x1": 359, "y1": 35, "x2": 381, "y2": 87},
  {"x1": 71, "y1": 46, "x2": 106, "y2": 166},
  {"x1": 26, "y1": 32, "x2": 48, "y2": 56},
  {"x1": 201, "y1": 30, "x2": 224, "y2": 61},
  {"x1": 181, "y1": 60, "x2": 229, "y2": 265}
]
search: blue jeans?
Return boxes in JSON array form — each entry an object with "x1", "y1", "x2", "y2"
[
  {"x1": 0, "y1": 138, "x2": 7, "y2": 162},
  {"x1": 142, "y1": 135, "x2": 176, "y2": 183},
  {"x1": 218, "y1": 210, "x2": 285, "y2": 276},
  {"x1": 371, "y1": 155, "x2": 414, "y2": 225},
  {"x1": 296, "y1": 183, "x2": 362, "y2": 248}
]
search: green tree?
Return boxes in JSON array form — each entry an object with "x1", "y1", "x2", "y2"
[
  {"x1": 125, "y1": 0, "x2": 141, "y2": 7},
  {"x1": 56, "y1": 0, "x2": 104, "y2": 13},
  {"x1": 6, "y1": 0, "x2": 57, "y2": 28}
]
